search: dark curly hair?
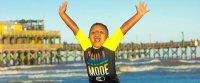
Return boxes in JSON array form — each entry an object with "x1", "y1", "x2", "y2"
[{"x1": 89, "y1": 23, "x2": 109, "y2": 36}]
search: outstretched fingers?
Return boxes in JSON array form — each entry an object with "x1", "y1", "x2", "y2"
[
  {"x1": 144, "y1": 2, "x2": 150, "y2": 13},
  {"x1": 59, "y1": 0, "x2": 68, "y2": 14},
  {"x1": 144, "y1": 2, "x2": 148, "y2": 9},
  {"x1": 143, "y1": 2, "x2": 150, "y2": 13},
  {"x1": 136, "y1": 0, "x2": 150, "y2": 15},
  {"x1": 63, "y1": 0, "x2": 68, "y2": 7},
  {"x1": 61, "y1": 0, "x2": 68, "y2": 9}
]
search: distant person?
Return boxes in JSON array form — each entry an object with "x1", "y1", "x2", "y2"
[{"x1": 59, "y1": 0, "x2": 149, "y2": 83}]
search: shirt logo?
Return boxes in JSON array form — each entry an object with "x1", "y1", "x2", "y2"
[{"x1": 86, "y1": 50, "x2": 109, "y2": 76}]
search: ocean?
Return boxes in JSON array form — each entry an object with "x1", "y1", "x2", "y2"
[{"x1": 0, "y1": 58, "x2": 200, "y2": 83}]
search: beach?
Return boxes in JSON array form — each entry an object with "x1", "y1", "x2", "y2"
[{"x1": 0, "y1": 58, "x2": 200, "y2": 83}]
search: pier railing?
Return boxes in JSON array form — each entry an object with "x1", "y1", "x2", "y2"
[
  {"x1": 1, "y1": 44, "x2": 62, "y2": 51},
  {"x1": 117, "y1": 40, "x2": 199, "y2": 50},
  {"x1": 63, "y1": 40, "x2": 199, "y2": 51},
  {"x1": 0, "y1": 30, "x2": 61, "y2": 37},
  {"x1": 0, "y1": 40, "x2": 199, "y2": 67}
]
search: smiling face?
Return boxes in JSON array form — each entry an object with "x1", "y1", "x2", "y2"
[{"x1": 89, "y1": 24, "x2": 108, "y2": 49}]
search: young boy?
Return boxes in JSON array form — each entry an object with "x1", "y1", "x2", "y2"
[{"x1": 59, "y1": 0, "x2": 149, "y2": 83}]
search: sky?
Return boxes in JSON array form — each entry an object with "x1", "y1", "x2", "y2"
[{"x1": 0, "y1": 0, "x2": 200, "y2": 43}]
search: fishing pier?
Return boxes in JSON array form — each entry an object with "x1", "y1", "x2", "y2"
[{"x1": 0, "y1": 20, "x2": 200, "y2": 67}]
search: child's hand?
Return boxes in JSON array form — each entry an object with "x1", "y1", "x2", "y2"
[
  {"x1": 120, "y1": 0, "x2": 150, "y2": 35},
  {"x1": 136, "y1": 0, "x2": 150, "y2": 16},
  {"x1": 59, "y1": 0, "x2": 68, "y2": 14},
  {"x1": 58, "y1": 0, "x2": 79, "y2": 35}
]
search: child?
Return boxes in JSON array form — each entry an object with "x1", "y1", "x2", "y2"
[{"x1": 59, "y1": 0, "x2": 149, "y2": 83}]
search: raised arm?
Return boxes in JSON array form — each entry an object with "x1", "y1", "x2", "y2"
[
  {"x1": 120, "y1": 0, "x2": 150, "y2": 35},
  {"x1": 59, "y1": 0, "x2": 79, "y2": 35}
]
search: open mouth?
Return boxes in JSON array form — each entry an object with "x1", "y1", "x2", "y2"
[{"x1": 94, "y1": 36, "x2": 101, "y2": 43}]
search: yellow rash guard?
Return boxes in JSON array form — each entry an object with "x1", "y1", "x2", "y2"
[{"x1": 76, "y1": 28, "x2": 124, "y2": 82}]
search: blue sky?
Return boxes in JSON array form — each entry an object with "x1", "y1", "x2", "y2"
[{"x1": 0, "y1": 0, "x2": 200, "y2": 43}]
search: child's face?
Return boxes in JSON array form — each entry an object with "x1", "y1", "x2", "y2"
[{"x1": 89, "y1": 25, "x2": 108, "y2": 48}]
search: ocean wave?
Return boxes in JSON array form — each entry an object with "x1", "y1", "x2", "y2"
[
  {"x1": 128, "y1": 58, "x2": 140, "y2": 61},
  {"x1": 1, "y1": 59, "x2": 200, "y2": 77},
  {"x1": 179, "y1": 60, "x2": 200, "y2": 64},
  {"x1": 0, "y1": 63, "x2": 85, "y2": 71},
  {"x1": 116, "y1": 60, "x2": 149, "y2": 65},
  {"x1": 149, "y1": 59, "x2": 161, "y2": 63},
  {"x1": 159, "y1": 69, "x2": 194, "y2": 73},
  {"x1": 1, "y1": 73, "x2": 87, "y2": 79},
  {"x1": 0, "y1": 65, "x2": 57, "y2": 71},
  {"x1": 28, "y1": 73, "x2": 87, "y2": 78},
  {"x1": 118, "y1": 65, "x2": 158, "y2": 72},
  {"x1": 65, "y1": 63, "x2": 85, "y2": 66},
  {"x1": 119, "y1": 59, "x2": 200, "y2": 66},
  {"x1": 9, "y1": 80, "x2": 63, "y2": 83},
  {"x1": 167, "y1": 65, "x2": 200, "y2": 69},
  {"x1": 0, "y1": 75, "x2": 27, "y2": 78},
  {"x1": 0, "y1": 69, "x2": 86, "y2": 75},
  {"x1": 149, "y1": 59, "x2": 200, "y2": 65},
  {"x1": 117, "y1": 64, "x2": 200, "y2": 73}
]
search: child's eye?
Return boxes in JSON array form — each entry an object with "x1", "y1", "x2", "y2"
[
  {"x1": 100, "y1": 31, "x2": 104, "y2": 34},
  {"x1": 91, "y1": 32, "x2": 95, "y2": 34}
]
